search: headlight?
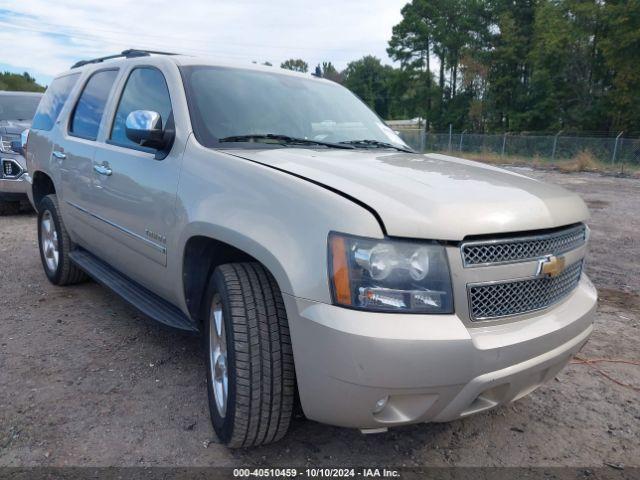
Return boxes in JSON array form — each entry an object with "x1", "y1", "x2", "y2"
[
  {"x1": 328, "y1": 233, "x2": 454, "y2": 313},
  {"x1": 0, "y1": 134, "x2": 21, "y2": 153}
]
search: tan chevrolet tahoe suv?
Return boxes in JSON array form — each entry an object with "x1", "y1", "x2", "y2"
[{"x1": 25, "y1": 50, "x2": 597, "y2": 448}]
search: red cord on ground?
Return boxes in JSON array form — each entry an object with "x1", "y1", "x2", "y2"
[{"x1": 570, "y1": 355, "x2": 640, "y2": 392}]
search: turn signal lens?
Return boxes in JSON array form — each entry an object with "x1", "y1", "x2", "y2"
[{"x1": 329, "y1": 234, "x2": 352, "y2": 306}]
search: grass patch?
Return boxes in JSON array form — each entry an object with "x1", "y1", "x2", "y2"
[
  {"x1": 556, "y1": 150, "x2": 601, "y2": 173},
  {"x1": 432, "y1": 149, "x2": 639, "y2": 174}
]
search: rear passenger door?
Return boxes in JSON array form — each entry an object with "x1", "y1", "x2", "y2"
[
  {"x1": 27, "y1": 72, "x2": 80, "y2": 206},
  {"x1": 55, "y1": 69, "x2": 120, "y2": 242},
  {"x1": 89, "y1": 66, "x2": 182, "y2": 299}
]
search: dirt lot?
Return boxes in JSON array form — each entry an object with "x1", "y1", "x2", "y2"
[{"x1": 0, "y1": 169, "x2": 638, "y2": 468}]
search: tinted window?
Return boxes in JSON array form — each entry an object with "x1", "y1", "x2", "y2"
[
  {"x1": 0, "y1": 94, "x2": 42, "y2": 121},
  {"x1": 110, "y1": 68, "x2": 172, "y2": 148},
  {"x1": 31, "y1": 74, "x2": 79, "y2": 131},
  {"x1": 70, "y1": 70, "x2": 118, "y2": 140},
  {"x1": 181, "y1": 66, "x2": 407, "y2": 149}
]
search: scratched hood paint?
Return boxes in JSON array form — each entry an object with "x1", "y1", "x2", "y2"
[{"x1": 224, "y1": 149, "x2": 589, "y2": 240}]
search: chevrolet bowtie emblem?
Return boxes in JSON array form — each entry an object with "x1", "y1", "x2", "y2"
[{"x1": 537, "y1": 255, "x2": 566, "y2": 278}]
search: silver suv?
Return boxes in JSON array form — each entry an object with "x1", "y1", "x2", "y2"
[
  {"x1": 0, "y1": 91, "x2": 42, "y2": 214},
  {"x1": 26, "y1": 50, "x2": 597, "y2": 448}
]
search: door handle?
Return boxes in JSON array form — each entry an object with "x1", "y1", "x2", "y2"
[
  {"x1": 52, "y1": 151, "x2": 66, "y2": 160},
  {"x1": 93, "y1": 164, "x2": 112, "y2": 176}
]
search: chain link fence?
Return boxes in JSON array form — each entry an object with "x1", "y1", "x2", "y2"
[{"x1": 398, "y1": 129, "x2": 640, "y2": 170}]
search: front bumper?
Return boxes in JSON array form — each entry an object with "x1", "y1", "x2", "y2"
[
  {"x1": 0, "y1": 155, "x2": 29, "y2": 201},
  {"x1": 284, "y1": 275, "x2": 597, "y2": 429}
]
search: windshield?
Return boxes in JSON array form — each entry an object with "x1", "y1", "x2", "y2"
[
  {"x1": 180, "y1": 65, "x2": 409, "y2": 149},
  {"x1": 0, "y1": 94, "x2": 42, "y2": 121}
]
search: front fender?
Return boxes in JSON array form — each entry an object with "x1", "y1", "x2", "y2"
[{"x1": 171, "y1": 137, "x2": 384, "y2": 308}]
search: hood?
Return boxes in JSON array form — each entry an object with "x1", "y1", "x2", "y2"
[
  {"x1": 0, "y1": 119, "x2": 32, "y2": 135},
  {"x1": 224, "y1": 148, "x2": 589, "y2": 240}
]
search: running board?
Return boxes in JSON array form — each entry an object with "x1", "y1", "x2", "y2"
[{"x1": 69, "y1": 249, "x2": 198, "y2": 333}]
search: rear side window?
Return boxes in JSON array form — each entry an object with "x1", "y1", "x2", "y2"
[
  {"x1": 31, "y1": 74, "x2": 79, "y2": 131},
  {"x1": 70, "y1": 69, "x2": 118, "y2": 140},
  {"x1": 110, "y1": 68, "x2": 172, "y2": 148}
]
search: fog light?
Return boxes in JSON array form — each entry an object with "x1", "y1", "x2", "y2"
[
  {"x1": 373, "y1": 396, "x2": 389, "y2": 414},
  {"x1": 1, "y1": 159, "x2": 22, "y2": 178}
]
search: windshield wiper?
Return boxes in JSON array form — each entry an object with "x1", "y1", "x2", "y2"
[
  {"x1": 218, "y1": 134, "x2": 355, "y2": 150},
  {"x1": 338, "y1": 139, "x2": 415, "y2": 153}
]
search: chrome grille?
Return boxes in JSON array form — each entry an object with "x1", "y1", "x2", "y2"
[
  {"x1": 468, "y1": 261, "x2": 583, "y2": 321},
  {"x1": 462, "y1": 224, "x2": 586, "y2": 267}
]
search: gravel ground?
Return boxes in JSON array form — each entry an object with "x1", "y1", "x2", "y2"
[{"x1": 0, "y1": 169, "x2": 638, "y2": 468}]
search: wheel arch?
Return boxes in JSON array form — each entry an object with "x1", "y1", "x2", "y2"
[
  {"x1": 181, "y1": 227, "x2": 294, "y2": 323},
  {"x1": 31, "y1": 171, "x2": 56, "y2": 211}
]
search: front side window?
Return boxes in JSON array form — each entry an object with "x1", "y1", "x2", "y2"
[
  {"x1": 110, "y1": 68, "x2": 172, "y2": 148},
  {"x1": 70, "y1": 69, "x2": 118, "y2": 140},
  {"x1": 180, "y1": 65, "x2": 408, "y2": 149},
  {"x1": 31, "y1": 74, "x2": 79, "y2": 131}
]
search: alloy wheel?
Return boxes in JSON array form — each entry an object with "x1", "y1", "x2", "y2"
[
  {"x1": 40, "y1": 210, "x2": 59, "y2": 273},
  {"x1": 209, "y1": 294, "x2": 228, "y2": 417}
]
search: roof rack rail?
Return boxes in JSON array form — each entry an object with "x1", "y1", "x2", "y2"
[{"x1": 71, "y1": 49, "x2": 179, "y2": 69}]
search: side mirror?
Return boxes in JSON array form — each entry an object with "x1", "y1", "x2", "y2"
[
  {"x1": 125, "y1": 110, "x2": 165, "y2": 149},
  {"x1": 8, "y1": 128, "x2": 28, "y2": 156}
]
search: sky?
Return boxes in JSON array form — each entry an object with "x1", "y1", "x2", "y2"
[{"x1": 0, "y1": 0, "x2": 408, "y2": 86}]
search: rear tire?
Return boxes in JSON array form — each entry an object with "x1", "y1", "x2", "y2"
[
  {"x1": 0, "y1": 201, "x2": 20, "y2": 216},
  {"x1": 37, "y1": 194, "x2": 88, "y2": 286},
  {"x1": 203, "y1": 262, "x2": 295, "y2": 448}
]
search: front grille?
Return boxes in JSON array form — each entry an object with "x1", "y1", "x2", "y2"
[
  {"x1": 462, "y1": 224, "x2": 586, "y2": 267},
  {"x1": 468, "y1": 260, "x2": 583, "y2": 321},
  {"x1": 1, "y1": 159, "x2": 23, "y2": 178}
]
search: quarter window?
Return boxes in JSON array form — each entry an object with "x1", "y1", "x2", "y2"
[
  {"x1": 70, "y1": 69, "x2": 118, "y2": 140},
  {"x1": 31, "y1": 74, "x2": 80, "y2": 131},
  {"x1": 110, "y1": 68, "x2": 172, "y2": 148}
]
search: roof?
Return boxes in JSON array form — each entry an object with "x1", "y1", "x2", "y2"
[{"x1": 67, "y1": 49, "x2": 320, "y2": 80}]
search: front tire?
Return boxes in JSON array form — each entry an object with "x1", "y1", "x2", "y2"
[
  {"x1": 37, "y1": 194, "x2": 87, "y2": 286},
  {"x1": 203, "y1": 263, "x2": 295, "y2": 448}
]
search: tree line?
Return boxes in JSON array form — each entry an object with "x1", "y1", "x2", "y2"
[
  {"x1": 279, "y1": 0, "x2": 640, "y2": 135},
  {"x1": 0, "y1": 72, "x2": 45, "y2": 92},
  {"x1": 6, "y1": 1, "x2": 640, "y2": 136}
]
